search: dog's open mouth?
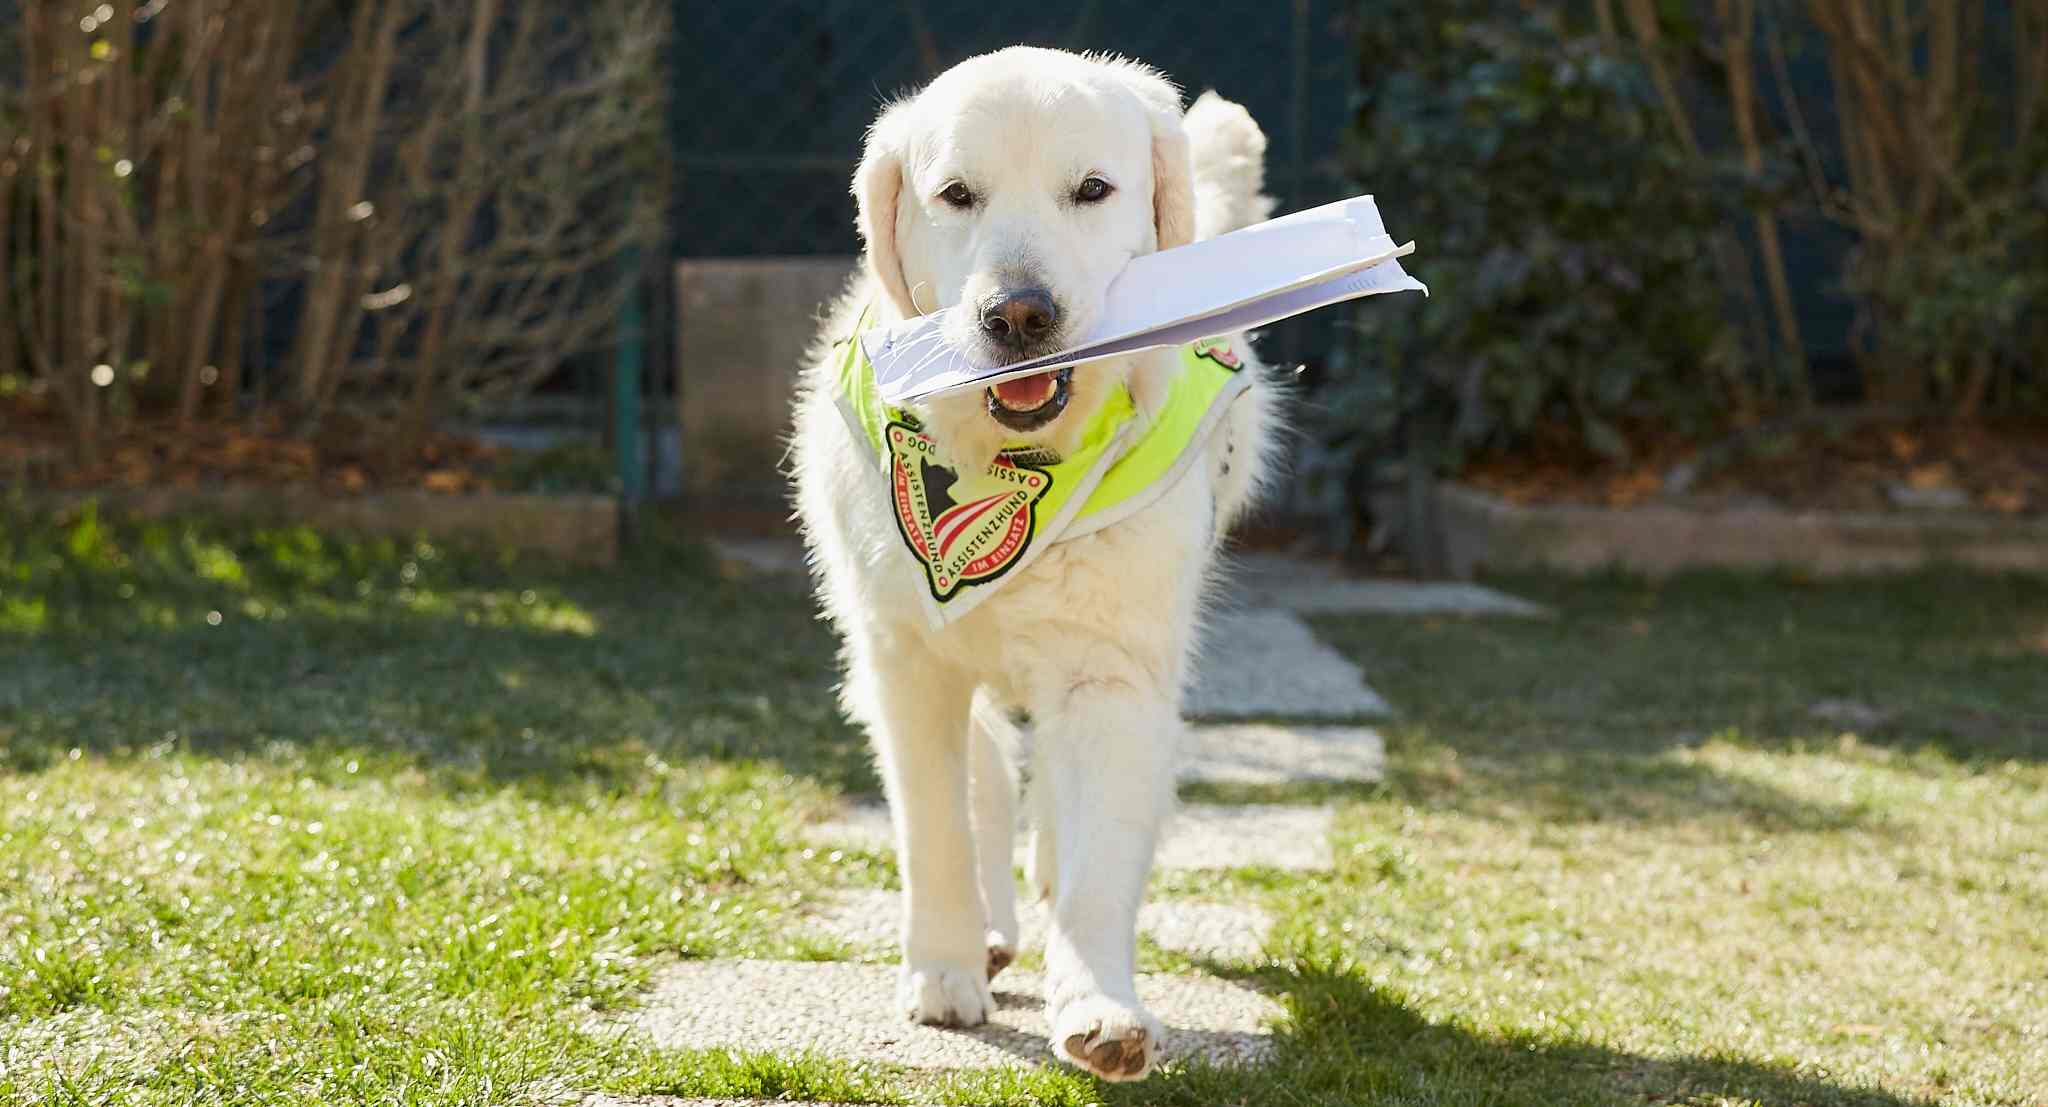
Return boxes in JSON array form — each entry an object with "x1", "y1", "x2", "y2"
[{"x1": 985, "y1": 367, "x2": 1073, "y2": 432}]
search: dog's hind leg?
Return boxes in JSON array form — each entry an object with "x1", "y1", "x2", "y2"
[
  {"x1": 852, "y1": 643, "x2": 993, "y2": 1027},
  {"x1": 1027, "y1": 766, "x2": 1058, "y2": 905},
  {"x1": 967, "y1": 689, "x2": 1021, "y2": 980}
]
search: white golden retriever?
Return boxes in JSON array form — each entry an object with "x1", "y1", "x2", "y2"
[{"x1": 791, "y1": 46, "x2": 1276, "y2": 1081}]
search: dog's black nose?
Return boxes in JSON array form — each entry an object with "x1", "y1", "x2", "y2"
[{"x1": 979, "y1": 288, "x2": 1057, "y2": 350}]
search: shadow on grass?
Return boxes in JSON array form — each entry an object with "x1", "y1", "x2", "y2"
[
  {"x1": 1062, "y1": 961, "x2": 1929, "y2": 1107},
  {"x1": 0, "y1": 506, "x2": 876, "y2": 799},
  {"x1": 1320, "y1": 567, "x2": 2048, "y2": 761},
  {"x1": 600, "y1": 959, "x2": 1932, "y2": 1107},
  {"x1": 1381, "y1": 731, "x2": 1882, "y2": 834},
  {"x1": 1301, "y1": 567, "x2": 2048, "y2": 835}
]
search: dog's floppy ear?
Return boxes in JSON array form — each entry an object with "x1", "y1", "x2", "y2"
[
  {"x1": 853, "y1": 102, "x2": 920, "y2": 318},
  {"x1": 1099, "y1": 60, "x2": 1198, "y2": 421},
  {"x1": 1148, "y1": 106, "x2": 1197, "y2": 251},
  {"x1": 1105, "y1": 60, "x2": 1196, "y2": 252}
]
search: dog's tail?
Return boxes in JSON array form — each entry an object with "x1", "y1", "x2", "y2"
[{"x1": 1183, "y1": 91, "x2": 1274, "y2": 241}]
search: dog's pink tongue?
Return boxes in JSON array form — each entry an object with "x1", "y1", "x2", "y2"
[{"x1": 992, "y1": 371, "x2": 1058, "y2": 410}]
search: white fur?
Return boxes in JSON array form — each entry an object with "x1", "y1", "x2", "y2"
[{"x1": 790, "y1": 47, "x2": 1278, "y2": 1082}]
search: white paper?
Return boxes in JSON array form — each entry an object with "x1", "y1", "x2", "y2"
[{"x1": 863, "y1": 195, "x2": 1427, "y2": 405}]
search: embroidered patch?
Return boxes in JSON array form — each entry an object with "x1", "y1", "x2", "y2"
[
  {"x1": 886, "y1": 421, "x2": 1053, "y2": 602},
  {"x1": 1191, "y1": 337, "x2": 1244, "y2": 371}
]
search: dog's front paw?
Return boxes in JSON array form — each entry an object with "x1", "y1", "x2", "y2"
[
  {"x1": 899, "y1": 960, "x2": 994, "y2": 1026},
  {"x1": 1049, "y1": 991, "x2": 1164, "y2": 1081}
]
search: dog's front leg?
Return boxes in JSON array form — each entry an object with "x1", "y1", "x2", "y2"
[
  {"x1": 857, "y1": 648, "x2": 993, "y2": 1026},
  {"x1": 968, "y1": 697, "x2": 1021, "y2": 980},
  {"x1": 1036, "y1": 682, "x2": 1177, "y2": 1081}
]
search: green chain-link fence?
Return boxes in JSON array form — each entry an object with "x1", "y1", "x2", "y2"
[
  {"x1": 670, "y1": 1, "x2": 1355, "y2": 259},
  {"x1": 665, "y1": 0, "x2": 1369, "y2": 460}
]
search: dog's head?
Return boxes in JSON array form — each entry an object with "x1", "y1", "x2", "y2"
[{"x1": 854, "y1": 48, "x2": 1194, "y2": 465}]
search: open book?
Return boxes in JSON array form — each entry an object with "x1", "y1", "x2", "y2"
[{"x1": 861, "y1": 195, "x2": 1426, "y2": 405}]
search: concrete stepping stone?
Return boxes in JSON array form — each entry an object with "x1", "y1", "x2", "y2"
[
  {"x1": 967, "y1": 703, "x2": 1385, "y2": 785},
  {"x1": 1267, "y1": 579, "x2": 1549, "y2": 617},
  {"x1": 1225, "y1": 551, "x2": 1549, "y2": 616},
  {"x1": 701, "y1": 544, "x2": 1407, "y2": 721},
  {"x1": 1187, "y1": 609, "x2": 1391, "y2": 720},
  {"x1": 1184, "y1": 722, "x2": 1384, "y2": 784},
  {"x1": 620, "y1": 960, "x2": 1281, "y2": 1071},
  {"x1": 806, "y1": 889, "x2": 1273, "y2": 962},
  {"x1": 579, "y1": 1100, "x2": 939, "y2": 1107},
  {"x1": 700, "y1": 543, "x2": 1544, "y2": 618},
  {"x1": 812, "y1": 802, "x2": 1334, "y2": 873},
  {"x1": 806, "y1": 803, "x2": 892, "y2": 855},
  {"x1": 706, "y1": 536, "x2": 808, "y2": 577},
  {"x1": 1155, "y1": 804, "x2": 1334, "y2": 871},
  {"x1": 577, "y1": 1100, "x2": 887, "y2": 1107}
]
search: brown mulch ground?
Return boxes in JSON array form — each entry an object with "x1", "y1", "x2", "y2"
[
  {"x1": 1458, "y1": 418, "x2": 1698, "y2": 511},
  {"x1": 9, "y1": 396, "x2": 2044, "y2": 518},
  {"x1": 1460, "y1": 415, "x2": 2048, "y2": 516},
  {"x1": 2, "y1": 398, "x2": 515, "y2": 495}
]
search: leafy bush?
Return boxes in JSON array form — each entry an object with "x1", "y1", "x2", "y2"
[
  {"x1": 1315, "y1": 2, "x2": 1740, "y2": 507},
  {"x1": 1311, "y1": 1, "x2": 2048, "y2": 531}
]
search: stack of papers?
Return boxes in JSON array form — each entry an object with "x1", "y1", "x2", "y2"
[{"x1": 862, "y1": 195, "x2": 1426, "y2": 405}]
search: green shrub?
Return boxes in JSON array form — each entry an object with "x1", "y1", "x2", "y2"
[
  {"x1": 1304, "y1": 3, "x2": 1741, "y2": 525},
  {"x1": 1312, "y1": 1, "x2": 2048, "y2": 527}
]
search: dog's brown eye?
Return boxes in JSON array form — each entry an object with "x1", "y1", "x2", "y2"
[
  {"x1": 1074, "y1": 177, "x2": 1112, "y2": 203},
  {"x1": 939, "y1": 182, "x2": 975, "y2": 208}
]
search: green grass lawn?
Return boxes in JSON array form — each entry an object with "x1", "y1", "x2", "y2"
[{"x1": 2, "y1": 506, "x2": 2043, "y2": 1106}]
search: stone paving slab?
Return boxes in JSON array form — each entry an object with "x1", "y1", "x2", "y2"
[
  {"x1": 807, "y1": 889, "x2": 1272, "y2": 962},
  {"x1": 1155, "y1": 804, "x2": 1335, "y2": 871},
  {"x1": 698, "y1": 542, "x2": 1422, "y2": 722},
  {"x1": 622, "y1": 960, "x2": 1280, "y2": 1071},
  {"x1": 806, "y1": 803, "x2": 892, "y2": 855},
  {"x1": 812, "y1": 802, "x2": 1334, "y2": 873},
  {"x1": 969, "y1": 709, "x2": 1386, "y2": 786},
  {"x1": 702, "y1": 538, "x2": 1543, "y2": 616},
  {"x1": 1224, "y1": 551, "x2": 1549, "y2": 615},
  {"x1": 577, "y1": 1100, "x2": 891, "y2": 1107},
  {"x1": 1263, "y1": 579, "x2": 1549, "y2": 617},
  {"x1": 1188, "y1": 608, "x2": 1392, "y2": 720},
  {"x1": 1184, "y1": 722, "x2": 1384, "y2": 784},
  {"x1": 581, "y1": 1101, "x2": 945, "y2": 1107},
  {"x1": 706, "y1": 536, "x2": 809, "y2": 577}
]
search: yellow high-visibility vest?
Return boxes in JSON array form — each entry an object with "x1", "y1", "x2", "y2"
[{"x1": 835, "y1": 305, "x2": 1251, "y2": 626}]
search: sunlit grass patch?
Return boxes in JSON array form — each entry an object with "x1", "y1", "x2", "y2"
[
  {"x1": 1312, "y1": 572, "x2": 2048, "y2": 1107},
  {"x1": 2, "y1": 510, "x2": 2043, "y2": 1105}
]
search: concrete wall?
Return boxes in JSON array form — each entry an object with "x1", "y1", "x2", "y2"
[
  {"x1": 1424, "y1": 483, "x2": 2048, "y2": 577},
  {"x1": 28, "y1": 487, "x2": 619, "y2": 564},
  {"x1": 676, "y1": 257, "x2": 857, "y2": 501}
]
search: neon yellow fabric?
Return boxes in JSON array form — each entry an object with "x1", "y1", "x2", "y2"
[{"x1": 836, "y1": 306, "x2": 1242, "y2": 528}]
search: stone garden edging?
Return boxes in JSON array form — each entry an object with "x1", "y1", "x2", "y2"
[
  {"x1": 16, "y1": 485, "x2": 619, "y2": 564},
  {"x1": 1415, "y1": 482, "x2": 2048, "y2": 578}
]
